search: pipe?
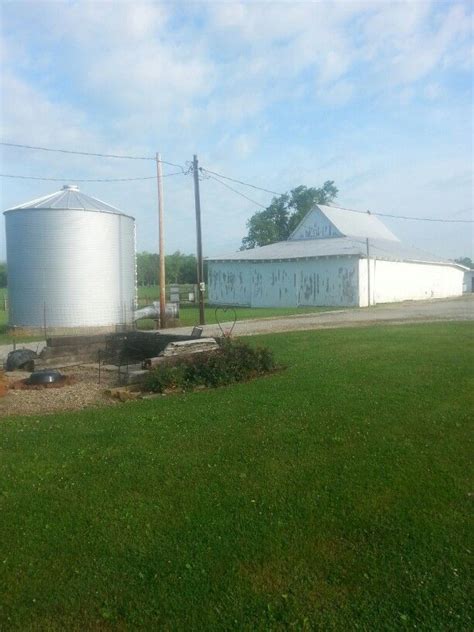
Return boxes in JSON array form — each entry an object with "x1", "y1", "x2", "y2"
[
  {"x1": 133, "y1": 302, "x2": 179, "y2": 322},
  {"x1": 133, "y1": 302, "x2": 160, "y2": 322}
]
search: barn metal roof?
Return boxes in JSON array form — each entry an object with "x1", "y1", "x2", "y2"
[
  {"x1": 289, "y1": 204, "x2": 399, "y2": 242},
  {"x1": 207, "y1": 236, "x2": 464, "y2": 268},
  {"x1": 318, "y1": 204, "x2": 399, "y2": 241},
  {"x1": 4, "y1": 185, "x2": 133, "y2": 218}
]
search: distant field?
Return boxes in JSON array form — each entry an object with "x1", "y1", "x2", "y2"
[
  {"x1": 0, "y1": 285, "x2": 339, "y2": 343},
  {"x1": 137, "y1": 303, "x2": 337, "y2": 332},
  {"x1": 137, "y1": 284, "x2": 338, "y2": 329},
  {"x1": 137, "y1": 284, "x2": 196, "y2": 302},
  {"x1": 1, "y1": 323, "x2": 472, "y2": 629}
]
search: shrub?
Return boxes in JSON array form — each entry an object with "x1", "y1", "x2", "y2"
[{"x1": 145, "y1": 339, "x2": 277, "y2": 393}]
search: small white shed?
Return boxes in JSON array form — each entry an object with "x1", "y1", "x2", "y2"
[{"x1": 208, "y1": 205, "x2": 466, "y2": 308}]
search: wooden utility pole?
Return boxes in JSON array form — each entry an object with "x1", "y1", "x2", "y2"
[
  {"x1": 193, "y1": 154, "x2": 206, "y2": 325},
  {"x1": 156, "y1": 152, "x2": 166, "y2": 328}
]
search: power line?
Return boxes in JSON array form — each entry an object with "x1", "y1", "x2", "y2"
[
  {"x1": 373, "y1": 211, "x2": 473, "y2": 223},
  {"x1": 202, "y1": 167, "x2": 473, "y2": 223},
  {"x1": 0, "y1": 141, "x2": 184, "y2": 169},
  {"x1": 200, "y1": 167, "x2": 283, "y2": 196},
  {"x1": 327, "y1": 203, "x2": 474, "y2": 224},
  {"x1": 2, "y1": 142, "x2": 472, "y2": 223},
  {"x1": 207, "y1": 174, "x2": 267, "y2": 208},
  {"x1": 0, "y1": 172, "x2": 185, "y2": 182}
]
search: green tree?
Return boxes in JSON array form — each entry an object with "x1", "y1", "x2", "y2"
[
  {"x1": 455, "y1": 257, "x2": 473, "y2": 269},
  {"x1": 136, "y1": 251, "x2": 198, "y2": 286},
  {"x1": 137, "y1": 252, "x2": 159, "y2": 286},
  {"x1": 241, "y1": 181, "x2": 338, "y2": 249}
]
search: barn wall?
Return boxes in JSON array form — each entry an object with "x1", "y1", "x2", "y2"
[
  {"x1": 358, "y1": 259, "x2": 464, "y2": 306},
  {"x1": 209, "y1": 257, "x2": 359, "y2": 307},
  {"x1": 463, "y1": 269, "x2": 474, "y2": 293},
  {"x1": 208, "y1": 262, "x2": 252, "y2": 305}
]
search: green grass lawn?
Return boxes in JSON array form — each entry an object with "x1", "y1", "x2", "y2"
[
  {"x1": 0, "y1": 306, "x2": 43, "y2": 347},
  {"x1": 0, "y1": 285, "x2": 337, "y2": 344},
  {"x1": 1, "y1": 323, "x2": 473, "y2": 630},
  {"x1": 138, "y1": 303, "x2": 337, "y2": 331},
  {"x1": 137, "y1": 284, "x2": 339, "y2": 328}
]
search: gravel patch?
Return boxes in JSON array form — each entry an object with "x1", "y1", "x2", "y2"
[{"x1": 0, "y1": 365, "x2": 121, "y2": 418}]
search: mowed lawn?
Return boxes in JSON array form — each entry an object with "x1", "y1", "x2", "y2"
[
  {"x1": 138, "y1": 303, "x2": 337, "y2": 331},
  {"x1": 136, "y1": 286, "x2": 339, "y2": 329},
  {"x1": 1, "y1": 323, "x2": 472, "y2": 630},
  {"x1": 0, "y1": 285, "x2": 336, "y2": 344}
]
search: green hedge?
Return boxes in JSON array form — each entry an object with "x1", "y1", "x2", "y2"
[{"x1": 145, "y1": 338, "x2": 277, "y2": 393}]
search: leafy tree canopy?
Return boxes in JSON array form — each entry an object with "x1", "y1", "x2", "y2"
[
  {"x1": 455, "y1": 257, "x2": 473, "y2": 269},
  {"x1": 241, "y1": 181, "x2": 338, "y2": 250},
  {"x1": 137, "y1": 251, "x2": 197, "y2": 286}
]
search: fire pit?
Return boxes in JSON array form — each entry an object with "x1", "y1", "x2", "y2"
[{"x1": 26, "y1": 370, "x2": 66, "y2": 386}]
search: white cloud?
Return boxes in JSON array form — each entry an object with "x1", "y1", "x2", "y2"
[{"x1": 0, "y1": 1, "x2": 472, "y2": 259}]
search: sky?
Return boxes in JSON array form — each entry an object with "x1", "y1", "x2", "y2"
[{"x1": 0, "y1": 0, "x2": 473, "y2": 261}]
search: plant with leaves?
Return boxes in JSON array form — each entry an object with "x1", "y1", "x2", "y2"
[
  {"x1": 145, "y1": 339, "x2": 277, "y2": 393},
  {"x1": 455, "y1": 257, "x2": 473, "y2": 269},
  {"x1": 136, "y1": 251, "x2": 199, "y2": 286},
  {"x1": 241, "y1": 181, "x2": 338, "y2": 249}
]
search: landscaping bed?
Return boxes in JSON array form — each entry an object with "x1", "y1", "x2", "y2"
[{"x1": 0, "y1": 365, "x2": 120, "y2": 417}]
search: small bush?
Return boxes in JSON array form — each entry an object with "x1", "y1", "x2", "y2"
[{"x1": 145, "y1": 339, "x2": 277, "y2": 393}]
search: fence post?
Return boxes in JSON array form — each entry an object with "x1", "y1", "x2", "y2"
[{"x1": 43, "y1": 302, "x2": 47, "y2": 340}]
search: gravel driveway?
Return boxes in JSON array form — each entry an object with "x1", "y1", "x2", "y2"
[
  {"x1": 170, "y1": 295, "x2": 474, "y2": 338},
  {"x1": 1, "y1": 296, "x2": 472, "y2": 363}
]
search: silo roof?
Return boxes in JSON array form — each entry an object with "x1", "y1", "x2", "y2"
[{"x1": 4, "y1": 185, "x2": 134, "y2": 219}]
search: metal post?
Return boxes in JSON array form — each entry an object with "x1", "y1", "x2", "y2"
[
  {"x1": 193, "y1": 154, "x2": 205, "y2": 325},
  {"x1": 366, "y1": 237, "x2": 371, "y2": 307},
  {"x1": 156, "y1": 152, "x2": 166, "y2": 329}
]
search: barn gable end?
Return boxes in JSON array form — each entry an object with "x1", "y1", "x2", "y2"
[
  {"x1": 289, "y1": 207, "x2": 343, "y2": 241},
  {"x1": 289, "y1": 204, "x2": 399, "y2": 242}
]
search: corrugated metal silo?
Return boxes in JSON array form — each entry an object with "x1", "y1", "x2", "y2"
[{"x1": 4, "y1": 185, "x2": 136, "y2": 333}]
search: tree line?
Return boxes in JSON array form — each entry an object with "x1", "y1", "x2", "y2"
[
  {"x1": 137, "y1": 251, "x2": 199, "y2": 286},
  {"x1": 0, "y1": 254, "x2": 199, "y2": 289}
]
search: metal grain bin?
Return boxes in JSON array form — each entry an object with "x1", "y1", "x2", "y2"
[{"x1": 4, "y1": 185, "x2": 136, "y2": 334}]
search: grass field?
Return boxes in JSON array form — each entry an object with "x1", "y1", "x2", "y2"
[
  {"x1": 1, "y1": 322, "x2": 472, "y2": 630},
  {"x1": 138, "y1": 304, "x2": 337, "y2": 332},
  {"x1": 0, "y1": 284, "x2": 337, "y2": 344},
  {"x1": 137, "y1": 284, "x2": 338, "y2": 329}
]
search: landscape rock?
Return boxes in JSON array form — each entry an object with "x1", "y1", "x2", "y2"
[
  {"x1": 105, "y1": 387, "x2": 142, "y2": 402},
  {"x1": 160, "y1": 338, "x2": 219, "y2": 357}
]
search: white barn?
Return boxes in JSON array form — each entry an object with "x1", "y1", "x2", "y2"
[{"x1": 208, "y1": 205, "x2": 466, "y2": 308}]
